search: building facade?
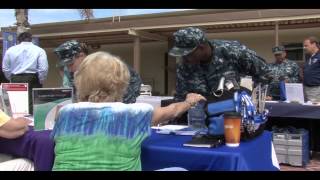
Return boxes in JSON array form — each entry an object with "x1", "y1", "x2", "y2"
[{"x1": 1, "y1": 9, "x2": 320, "y2": 95}]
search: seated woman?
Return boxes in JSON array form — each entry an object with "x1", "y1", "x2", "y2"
[
  {"x1": 51, "y1": 51, "x2": 205, "y2": 171},
  {"x1": 0, "y1": 110, "x2": 34, "y2": 171}
]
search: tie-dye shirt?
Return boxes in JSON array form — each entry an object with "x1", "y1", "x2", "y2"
[{"x1": 50, "y1": 102, "x2": 154, "y2": 171}]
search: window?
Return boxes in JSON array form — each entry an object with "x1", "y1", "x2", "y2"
[{"x1": 283, "y1": 43, "x2": 304, "y2": 61}]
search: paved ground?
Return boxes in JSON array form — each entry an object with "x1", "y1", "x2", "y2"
[{"x1": 280, "y1": 152, "x2": 320, "y2": 171}]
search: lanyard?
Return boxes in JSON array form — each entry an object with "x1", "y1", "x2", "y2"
[{"x1": 235, "y1": 91, "x2": 268, "y2": 124}]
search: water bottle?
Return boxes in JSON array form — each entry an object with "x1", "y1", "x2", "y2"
[
  {"x1": 187, "y1": 101, "x2": 207, "y2": 131},
  {"x1": 279, "y1": 80, "x2": 286, "y2": 101}
]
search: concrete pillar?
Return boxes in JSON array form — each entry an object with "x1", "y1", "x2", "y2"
[
  {"x1": 275, "y1": 21, "x2": 279, "y2": 46},
  {"x1": 133, "y1": 37, "x2": 141, "y2": 74}
]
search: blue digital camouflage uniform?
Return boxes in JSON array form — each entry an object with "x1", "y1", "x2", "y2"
[
  {"x1": 123, "y1": 65, "x2": 142, "y2": 103},
  {"x1": 62, "y1": 66, "x2": 72, "y2": 88},
  {"x1": 267, "y1": 59, "x2": 300, "y2": 100},
  {"x1": 169, "y1": 27, "x2": 272, "y2": 102},
  {"x1": 54, "y1": 40, "x2": 80, "y2": 101},
  {"x1": 54, "y1": 40, "x2": 142, "y2": 103}
]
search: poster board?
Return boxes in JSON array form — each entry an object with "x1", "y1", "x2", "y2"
[
  {"x1": 33, "y1": 88, "x2": 73, "y2": 131},
  {"x1": 1, "y1": 83, "x2": 29, "y2": 117}
]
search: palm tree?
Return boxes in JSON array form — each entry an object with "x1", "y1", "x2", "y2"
[
  {"x1": 78, "y1": 9, "x2": 94, "y2": 20},
  {"x1": 14, "y1": 9, "x2": 94, "y2": 34},
  {"x1": 15, "y1": 9, "x2": 30, "y2": 35}
]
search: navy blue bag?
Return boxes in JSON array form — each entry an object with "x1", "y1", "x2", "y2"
[
  {"x1": 205, "y1": 89, "x2": 268, "y2": 140},
  {"x1": 206, "y1": 99, "x2": 235, "y2": 117},
  {"x1": 207, "y1": 115, "x2": 225, "y2": 136}
]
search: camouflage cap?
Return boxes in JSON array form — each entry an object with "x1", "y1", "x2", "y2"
[
  {"x1": 54, "y1": 40, "x2": 82, "y2": 67},
  {"x1": 169, "y1": 27, "x2": 207, "y2": 57},
  {"x1": 272, "y1": 46, "x2": 285, "y2": 54}
]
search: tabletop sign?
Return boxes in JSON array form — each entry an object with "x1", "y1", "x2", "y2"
[
  {"x1": 285, "y1": 83, "x2": 305, "y2": 104},
  {"x1": 1, "y1": 83, "x2": 29, "y2": 117},
  {"x1": 33, "y1": 88, "x2": 73, "y2": 131}
]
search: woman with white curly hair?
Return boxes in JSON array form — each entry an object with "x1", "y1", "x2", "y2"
[{"x1": 51, "y1": 51, "x2": 205, "y2": 171}]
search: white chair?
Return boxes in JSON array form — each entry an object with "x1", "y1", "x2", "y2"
[{"x1": 140, "y1": 84, "x2": 152, "y2": 96}]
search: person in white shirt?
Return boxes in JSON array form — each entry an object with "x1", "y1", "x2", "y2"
[{"x1": 2, "y1": 32, "x2": 49, "y2": 114}]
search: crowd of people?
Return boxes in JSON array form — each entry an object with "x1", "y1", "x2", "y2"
[{"x1": 0, "y1": 27, "x2": 319, "y2": 170}]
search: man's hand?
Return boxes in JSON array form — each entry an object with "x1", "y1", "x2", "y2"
[{"x1": 185, "y1": 93, "x2": 207, "y2": 106}]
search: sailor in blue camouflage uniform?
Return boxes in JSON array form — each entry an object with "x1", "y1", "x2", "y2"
[
  {"x1": 169, "y1": 27, "x2": 272, "y2": 102},
  {"x1": 267, "y1": 46, "x2": 300, "y2": 100},
  {"x1": 54, "y1": 40, "x2": 142, "y2": 103},
  {"x1": 123, "y1": 65, "x2": 142, "y2": 103},
  {"x1": 54, "y1": 40, "x2": 87, "y2": 102}
]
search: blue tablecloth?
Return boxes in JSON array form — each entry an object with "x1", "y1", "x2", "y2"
[
  {"x1": 141, "y1": 130, "x2": 279, "y2": 171},
  {"x1": 0, "y1": 128, "x2": 278, "y2": 171},
  {"x1": 266, "y1": 102, "x2": 320, "y2": 119},
  {"x1": 265, "y1": 102, "x2": 320, "y2": 152}
]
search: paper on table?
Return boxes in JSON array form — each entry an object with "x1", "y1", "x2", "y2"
[
  {"x1": 285, "y1": 83, "x2": 304, "y2": 104},
  {"x1": 151, "y1": 125, "x2": 188, "y2": 130},
  {"x1": 265, "y1": 101, "x2": 279, "y2": 103},
  {"x1": 151, "y1": 125, "x2": 197, "y2": 135}
]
